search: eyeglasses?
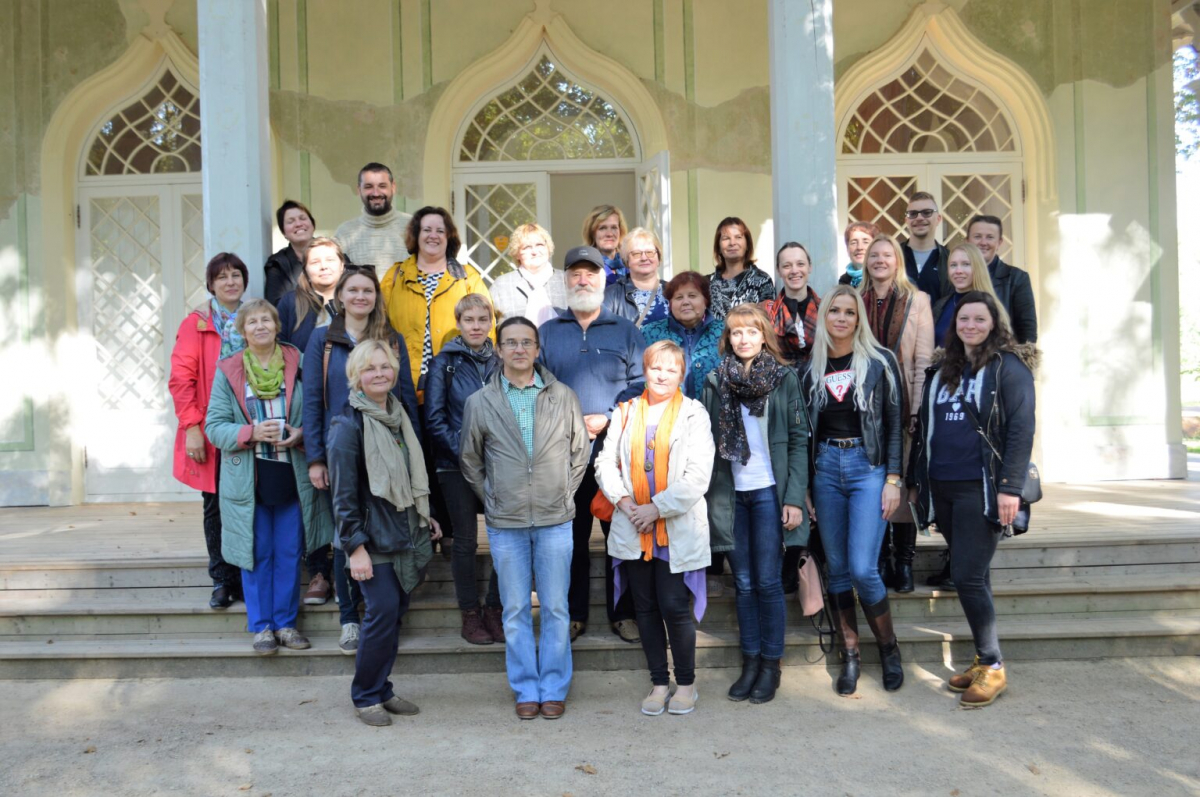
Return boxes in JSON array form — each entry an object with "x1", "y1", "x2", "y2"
[
  {"x1": 500, "y1": 339, "x2": 537, "y2": 351},
  {"x1": 628, "y1": 249, "x2": 658, "y2": 260},
  {"x1": 905, "y1": 209, "x2": 937, "y2": 219}
]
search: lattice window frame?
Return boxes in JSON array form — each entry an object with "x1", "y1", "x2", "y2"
[{"x1": 456, "y1": 49, "x2": 639, "y2": 165}]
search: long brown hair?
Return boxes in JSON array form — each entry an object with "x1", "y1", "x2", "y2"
[
  {"x1": 332, "y1": 266, "x2": 393, "y2": 341},
  {"x1": 719, "y1": 304, "x2": 790, "y2": 365},
  {"x1": 940, "y1": 291, "x2": 1016, "y2": 392},
  {"x1": 294, "y1": 237, "x2": 344, "y2": 331},
  {"x1": 712, "y1": 217, "x2": 756, "y2": 274}
]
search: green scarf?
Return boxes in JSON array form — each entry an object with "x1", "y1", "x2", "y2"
[
  {"x1": 348, "y1": 390, "x2": 431, "y2": 525},
  {"x1": 244, "y1": 345, "x2": 285, "y2": 399}
]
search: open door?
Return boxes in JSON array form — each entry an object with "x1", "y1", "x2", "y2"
[{"x1": 636, "y1": 150, "x2": 672, "y2": 277}]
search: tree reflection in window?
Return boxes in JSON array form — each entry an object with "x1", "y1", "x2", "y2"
[
  {"x1": 459, "y1": 55, "x2": 636, "y2": 161},
  {"x1": 86, "y1": 70, "x2": 202, "y2": 176}
]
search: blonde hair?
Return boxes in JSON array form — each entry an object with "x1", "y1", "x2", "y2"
[
  {"x1": 643, "y1": 339, "x2": 685, "y2": 373},
  {"x1": 345, "y1": 338, "x2": 400, "y2": 391},
  {"x1": 719, "y1": 304, "x2": 790, "y2": 365},
  {"x1": 234, "y1": 298, "x2": 281, "y2": 338},
  {"x1": 945, "y1": 242, "x2": 1012, "y2": 330},
  {"x1": 620, "y1": 227, "x2": 662, "y2": 262},
  {"x1": 862, "y1": 234, "x2": 916, "y2": 298},
  {"x1": 454, "y1": 292, "x2": 494, "y2": 322},
  {"x1": 506, "y1": 223, "x2": 555, "y2": 264},
  {"x1": 808, "y1": 285, "x2": 897, "y2": 412},
  {"x1": 582, "y1": 205, "x2": 628, "y2": 247}
]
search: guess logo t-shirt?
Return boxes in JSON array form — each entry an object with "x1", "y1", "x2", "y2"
[{"x1": 817, "y1": 353, "x2": 861, "y2": 440}]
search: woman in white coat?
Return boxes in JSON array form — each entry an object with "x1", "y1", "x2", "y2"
[{"x1": 596, "y1": 340, "x2": 716, "y2": 717}]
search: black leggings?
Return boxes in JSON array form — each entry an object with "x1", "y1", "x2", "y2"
[
  {"x1": 624, "y1": 556, "x2": 696, "y2": 686},
  {"x1": 438, "y1": 469, "x2": 500, "y2": 611},
  {"x1": 201, "y1": 460, "x2": 239, "y2": 589},
  {"x1": 569, "y1": 463, "x2": 634, "y2": 624},
  {"x1": 931, "y1": 479, "x2": 1003, "y2": 664}
]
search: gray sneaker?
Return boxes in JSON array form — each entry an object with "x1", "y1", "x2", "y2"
[
  {"x1": 382, "y1": 696, "x2": 419, "y2": 715},
  {"x1": 355, "y1": 704, "x2": 392, "y2": 727},
  {"x1": 339, "y1": 623, "x2": 360, "y2": 655},
  {"x1": 252, "y1": 629, "x2": 278, "y2": 655},
  {"x1": 275, "y1": 627, "x2": 311, "y2": 650}
]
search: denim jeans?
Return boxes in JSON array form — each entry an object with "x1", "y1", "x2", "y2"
[
  {"x1": 242, "y1": 500, "x2": 303, "y2": 633},
  {"x1": 351, "y1": 562, "x2": 412, "y2": 707},
  {"x1": 487, "y1": 521, "x2": 574, "y2": 703},
  {"x1": 625, "y1": 556, "x2": 696, "y2": 685},
  {"x1": 812, "y1": 441, "x2": 888, "y2": 606},
  {"x1": 932, "y1": 479, "x2": 1003, "y2": 664},
  {"x1": 726, "y1": 486, "x2": 786, "y2": 661},
  {"x1": 439, "y1": 469, "x2": 501, "y2": 611}
]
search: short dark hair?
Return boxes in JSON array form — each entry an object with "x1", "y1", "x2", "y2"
[
  {"x1": 204, "y1": 252, "x2": 249, "y2": 293},
  {"x1": 275, "y1": 200, "x2": 315, "y2": 234},
  {"x1": 358, "y1": 162, "x2": 394, "y2": 185},
  {"x1": 406, "y1": 206, "x2": 462, "y2": 259},
  {"x1": 967, "y1": 214, "x2": 1004, "y2": 241},
  {"x1": 663, "y1": 270, "x2": 711, "y2": 309},
  {"x1": 775, "y1": 241, "x2": 811, "y2": 269},
  {"x1": 713, "y1": 217, "x2": 756, "y2": 273},
  {"x1": 496, "y1": 316, "x2": 540, "y2": 348}
]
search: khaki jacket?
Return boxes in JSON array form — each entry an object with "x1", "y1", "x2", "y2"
[{"x1": 459, "y1": 364, "x2": 590, "y2": 529}]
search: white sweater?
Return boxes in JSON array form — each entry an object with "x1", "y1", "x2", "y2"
[{"x1": 333, "y1": 208, "x2": 413, "y2": 270}]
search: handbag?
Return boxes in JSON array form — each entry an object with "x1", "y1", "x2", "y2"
[
  {"x1": 589, "y1": 400, "x2": 634, "y2": 522},
  {"x1": 796, "y1": 554, "x2": 825, "y2": 617}
]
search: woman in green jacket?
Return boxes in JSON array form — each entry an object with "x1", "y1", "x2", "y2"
[
  {"x1": 702, "y1": 304, "x2": 809, "y2": 705},
  {"x1": 206, "y1": 299, "x2": 332, "y2": 655}
]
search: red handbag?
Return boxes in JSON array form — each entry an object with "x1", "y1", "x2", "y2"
[{"x1": 589, "y1": 400, "x2": 633, "y2": 522}]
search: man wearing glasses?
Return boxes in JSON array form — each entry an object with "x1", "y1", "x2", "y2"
[
  {"x1": 901, "y1": 191, "x2": 952, "y2": 302},
  {"x1": 539, "y1": 246, "x2": 647, "y2": 645},
  {"x1": 460, "y1": 316, "x2": 589, "y2": 720}
]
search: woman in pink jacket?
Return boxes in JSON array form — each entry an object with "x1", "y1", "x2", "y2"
[{"x1": 168, "y1": 253, "x2": 249, "y2": 610}]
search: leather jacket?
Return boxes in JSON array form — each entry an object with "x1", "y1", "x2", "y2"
[
  {"x1": 423, "y1": 338, "x2": 499, "y2": 471},
  {"x1": 327, "y1": 407, "x2": 422, "y2": 557},
  {"x1": 799, "y1": 347, "x2": 904, "y2": 474}
]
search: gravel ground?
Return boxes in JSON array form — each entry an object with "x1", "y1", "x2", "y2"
[{"x1": 1, "y1": 657, "x2": 1198, "y2": 796}]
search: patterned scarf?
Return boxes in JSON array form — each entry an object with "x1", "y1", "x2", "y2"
[
  {"x1": 865, "y1": 285, "x2": 910, "y2": 352},
  {"x1": 209, "y1": 296, "x2": 245, "y2": 358},
  {"x1": 349, "y1": 391, "x2": 430, "y2": 524},
  {"x1": 843, "y1": 264, "x2": 863, "y2": 288},
  {"x1": 629, "y1": 389, "x2": 684, "y2": 560},
  {"x1": 243, "y1": 345, "x2": 285, "y2": 399},
  {"x1": 715, "y1": 351, "x2": 788, "y2": 464}
]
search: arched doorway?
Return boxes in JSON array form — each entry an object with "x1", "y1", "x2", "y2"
[{"x1": 76, "y1": 63, "x2": 205, "y2": 502}]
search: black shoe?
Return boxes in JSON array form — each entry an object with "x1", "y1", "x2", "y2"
[
  {"x1": 728, "y1": 654, "x2": 760, "y2": 701},
  {"x1": 894, "y1": 562, "x2": 914, "y2": 593},
  {"x1": 749, "y1": 658, "x2": 781, "y2": 704},
  {"x1": 836, "y1": 649, "x2": 861, "y2": 695},
  {"x1": 926, "y1": 557, "x2": 955, "y2": 590},
  {"x1": 209, "y1": 584, "x2": 234, "y2": 610},
  {"x1": 879, "y1": 640, "x2": 904, "y2": 691}
]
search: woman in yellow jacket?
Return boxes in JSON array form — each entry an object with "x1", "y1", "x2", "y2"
[{"x1": 380, "y1": 206, "x2": 491, "y2": 397}]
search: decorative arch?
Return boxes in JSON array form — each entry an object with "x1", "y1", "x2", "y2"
[{"x1": 423, "y1": 10, "x2": 669, "y2": 205}]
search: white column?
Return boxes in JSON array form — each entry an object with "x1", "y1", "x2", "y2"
[
  {"x1": 767, "y1": 0, "x2": 838, "y2": 294},
  {"x1": 198, "y1": 0, "x2": 272, "y2": 299}
]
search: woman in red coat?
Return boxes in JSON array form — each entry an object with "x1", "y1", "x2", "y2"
[{"x1": 169, "y1": 253, "x2": 250, "y2": 609}]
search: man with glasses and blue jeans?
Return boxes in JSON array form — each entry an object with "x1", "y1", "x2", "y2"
[{"x1": 460, "y1": 316, "x2": 590, "y2": 720}]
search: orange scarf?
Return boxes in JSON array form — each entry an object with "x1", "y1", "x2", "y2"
[{"x1": 629, "y1": 388, "x2": 684, "y2": 561}]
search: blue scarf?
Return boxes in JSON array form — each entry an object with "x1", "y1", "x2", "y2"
[
  {"x1": 603, "y1": 253, "x2": 627, "y2": 285},
  {"x1": 209, "y1": 296, "x2": 246, "y2": 358},
  {"x1": 844, "y1": 263, "x2": 863, "y2": 288}
]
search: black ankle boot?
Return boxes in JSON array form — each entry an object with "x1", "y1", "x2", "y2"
[
  {"x1": 862, "y1": 596, "x2": 904, "y2": 692},
  {"x1": 728, "y1": 654, "x2": 760, "y2": 701},
  {"x1": 749, "y1": 658, "x2": 781, "y2": 703},
  {"x1": 837, "y1": 649, "x2": 861, "y2": 696},
  {"x1": 879, "y1": 640, "x2": 904, "y2": 691},
  {"x1": 926, "y1": 553, "x2": 955, "y2": 590},
  {"x1": 893, "y1": 524, "x2": 916, "y2": 593}
]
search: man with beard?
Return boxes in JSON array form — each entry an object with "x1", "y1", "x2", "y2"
[
  {"x1": 334, "y1": 163, "x2": 413, "y2": 268},
  {"x1": 538, "y1": 246, "x2": 646, "y2": 644}
]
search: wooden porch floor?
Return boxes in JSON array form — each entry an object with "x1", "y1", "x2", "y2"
[{"x1": 2, "y1": 477, "x2": 1198, "y2": 565}]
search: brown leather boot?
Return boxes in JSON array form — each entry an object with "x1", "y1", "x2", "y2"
[
  {"x1": 960, "y1": 664, "x2": 1007, "y2": 708},
  {"x1": 460, "y1": 609, "x2": 492, "y2": 645},
  {"x1": 829, "y1": 591, "x2": 860, "y2": 696},
  {"x1": 482, "y1": 606, "x2": 505, "y2": 643},
  {"x1": 948, "y1": 655, "x2": 984, "y2": 693},
  {"x1": 861, "y1": 596, "x2": 904, "y2": 691}
]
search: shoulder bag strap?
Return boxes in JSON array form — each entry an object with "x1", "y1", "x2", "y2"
[{"x1": 322, "y1": 340, "x2": 333, "y2": 406}]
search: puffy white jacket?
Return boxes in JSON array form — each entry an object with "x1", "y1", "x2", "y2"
[{"x1": 596, "y1": 395, "x2": 715, "y2": 573}]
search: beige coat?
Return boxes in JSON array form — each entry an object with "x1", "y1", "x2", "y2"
[
  {"x1": 897, "y1": 290, "x2": 935, "y2": 417},
  {"x1": 595, "y1": 395, "x2": 715, "y2": 573}
]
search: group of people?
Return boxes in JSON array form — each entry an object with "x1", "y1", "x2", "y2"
[{"x1": 169, "y1": 162, "x2": 1039, "y2": 726}]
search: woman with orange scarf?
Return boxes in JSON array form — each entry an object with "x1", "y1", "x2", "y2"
[{"x1": 596, "y1": 341, "x2": 716, "y2": 717}]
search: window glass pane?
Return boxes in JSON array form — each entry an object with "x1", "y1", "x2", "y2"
[{"x1": 85, "y1": 70, "x2": 202, "y2": 176}]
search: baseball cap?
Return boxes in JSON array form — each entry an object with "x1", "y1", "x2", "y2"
[{"x1": 563, "y1": 245, "x2": 605, "y2": 271}]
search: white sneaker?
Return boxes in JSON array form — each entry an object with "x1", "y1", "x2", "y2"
[{"x1": 339, "y1": 622, "x2": 360, "y2": 655}]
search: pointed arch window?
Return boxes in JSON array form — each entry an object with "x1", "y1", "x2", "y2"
[
  {"x1": 458, "y1": 54, "x2": 636, "y2": 162},
  {"x1": 841, "y1": 49, "x2": 1016, "y2": 155},
  {"x1": 85, "y1": 69, "x2": 202, "y2": 176}
]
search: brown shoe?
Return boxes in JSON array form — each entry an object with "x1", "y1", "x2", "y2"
[
  {"x1": 612, "y1": 619, "x2": 640, "y2": 643},
  {"x1": 461, "y1": 609, "x2": 492, "y2": 645},
  {"x1": 515, "y1": 702, "x2": 540, "y2": 720},
  {"x1": 569, "y1": 621, "x2": 586, "y2": 642},
  {"x1": 482, "y1": 606, "x2": 505, "y2": 643},
  {"x1": 302, "y1": 573, "x2": 331, "y2": 606},
  {"x1": 948, "y1": 656, "x2": 985, "y2": 693},
  {"x1": 960, "y1": 664, "x2": 1007, "y2": 709},
  {"x1": 540, "y1": 700, "x2": 565, "y2": 719}
]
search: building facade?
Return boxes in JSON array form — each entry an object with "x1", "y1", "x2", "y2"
[{"x1": 0, "y1": 0, "x2": 1186, "y2": 505}]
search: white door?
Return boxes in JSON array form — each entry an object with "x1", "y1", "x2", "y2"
[
  {"x1": 78, "y1": 181, "x2": 206, "y2": 501},
  {"x1": 453, "y1": 171, "x2": 552, "y2": 284},
  {"x1": 636, "y1": 150, "x2": 673, "y2": 277}
]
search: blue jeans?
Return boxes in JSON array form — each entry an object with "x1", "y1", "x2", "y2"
[
  {"x1": 812, "y1": 441, "x2": 888, "y2": 605},
  {"x1": 487, "y1": 522, "x2": 574, "y2": 703},
  {"x1": 242, "y1": 501, "x2": 303, "y2": 633},
  {"x1": 725, "y1": 486, "x2": 786, "y2": 661}
]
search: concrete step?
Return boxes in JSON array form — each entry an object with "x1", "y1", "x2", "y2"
[
  {"x1": 4, "y1": 573, "x2": 1199, "y2": 637},
  {"x1": 2, "y1": 613, "x2": 1197, "y2": 679}
]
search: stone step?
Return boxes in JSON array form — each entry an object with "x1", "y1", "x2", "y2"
[{"x1": 2, "y1": 613, "x2": 1197, "y2": 680}]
